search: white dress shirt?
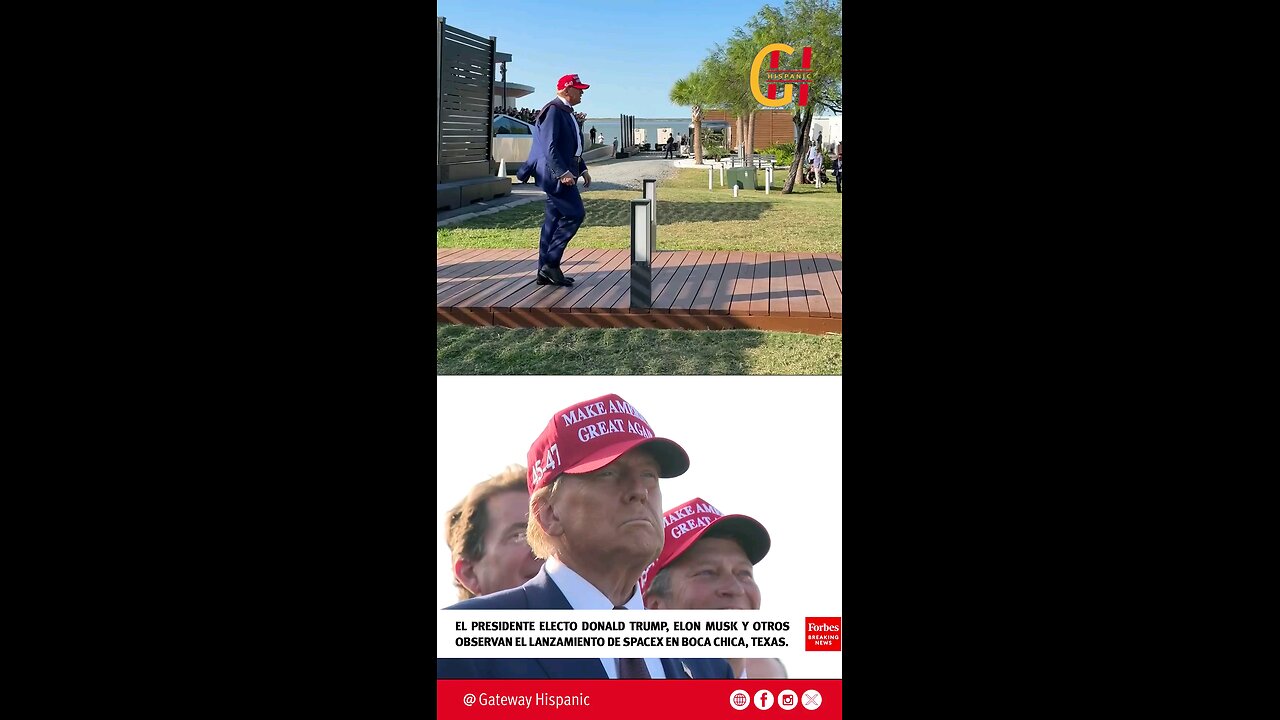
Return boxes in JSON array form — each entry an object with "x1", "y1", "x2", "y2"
[
  {"x1": 554, "y1": 97, "x2": 583, "y2": 179},
  {"x1": 545, "y1": 556, "x2": 666, "y2": 679}
]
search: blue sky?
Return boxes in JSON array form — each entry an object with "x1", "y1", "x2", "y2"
[{"x1": 437, "y1": 0, "x2": 815, "y2": 118}]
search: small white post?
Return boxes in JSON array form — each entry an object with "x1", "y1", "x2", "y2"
[
  {"x1": 732, "y1": 184, "x2": 739, "y2": 198},
  {"x1": 765, "y1": 167, "x2": 770, "y2": 195},
  {"x1": 719, "y1": 165, "x2": 724, "y2": 187},
  {"x1": 708, "y1": 166, "x2": 712, "y2": 190}
]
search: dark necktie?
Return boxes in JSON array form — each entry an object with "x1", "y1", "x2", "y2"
[{"x1": 614, "y1": 606, "x2": 652, "y2": 679}]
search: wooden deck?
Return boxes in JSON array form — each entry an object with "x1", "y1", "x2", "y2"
[{"x1": 437, "y1": 249, "x2": 842, "y2": 334}]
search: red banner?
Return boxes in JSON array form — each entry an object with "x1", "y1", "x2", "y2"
[{"x1": 437, "y1": 680, "x2": 842, "y2": 719}]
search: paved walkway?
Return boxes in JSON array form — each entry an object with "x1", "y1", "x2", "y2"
[{"x1": 436, "y1": 154, "x2": 687, "y2": 227}]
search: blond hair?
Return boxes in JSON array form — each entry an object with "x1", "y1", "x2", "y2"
[{"x1": 526, "y1": 478, "x2": 562, "y2": 560}]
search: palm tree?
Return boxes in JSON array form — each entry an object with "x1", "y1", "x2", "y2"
[
  {"x1": 702, "y1": 41, "x2": 763, "y2": 164},
  {"x1": 669, "y1": 71, "x2": 711, "y2": 165}
]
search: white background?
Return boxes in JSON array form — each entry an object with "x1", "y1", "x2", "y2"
[{"x1": 436, "y1": 376, "x2": 843, "y2": 678}]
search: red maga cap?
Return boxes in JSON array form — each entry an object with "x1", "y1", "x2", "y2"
[
  {"x1": 557, "y1": 73, "x2": 590, "y2": 91},
  {"x1": 526, "y1": 393, "x2": 688, "y2": 494},
  {"x1": 640, "y1": 497, "x2": 771, "y2": 596}
]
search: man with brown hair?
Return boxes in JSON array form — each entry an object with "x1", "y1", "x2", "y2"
[{"x1": 445, "y1": 464, "x2": 544, "y2": 600}]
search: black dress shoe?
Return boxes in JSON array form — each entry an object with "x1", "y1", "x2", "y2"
[
  {"x1": 537, "y1": 267, "x2": 572, "y2": 287},
  {"x1": 551, "y1": 266, "x2": 575, "y2": 285}
]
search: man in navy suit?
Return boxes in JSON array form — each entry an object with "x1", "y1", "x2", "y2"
[
  {"x1": 437, "y1": 393, "x2": 735, "y2": 680},
  {"x1": 515, "y1": 74, "x2": 594, "y2": 288}
]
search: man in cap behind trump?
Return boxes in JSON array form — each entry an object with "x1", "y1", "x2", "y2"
[
  {"x1": 640, "y1": 497, "x2": 787, "y2": 679},
  {"x1": 436, "y1": 394, "x2": 734, "y2": 680}
]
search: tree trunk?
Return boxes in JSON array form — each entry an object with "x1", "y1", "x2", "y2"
[
  {"x1": 692, "y1": 107, "x2": 703, "y2": 165},
  {"x1": 736, "y1": 115, "x2": 744, "y2": 161},
  {"x1": 782, "y1": 108, "x2": 815, "y2": 193},
  {"x1": 746, "y1": 111, "x2": 756, "y2": 165}
]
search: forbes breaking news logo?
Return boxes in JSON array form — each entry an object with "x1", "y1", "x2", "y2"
[
  {"x1": 750, "y1": 43, "x2": 815, "y2": 107},
  {"x1": 805, "y1": 616, "x2": 841, "y2": 651}
]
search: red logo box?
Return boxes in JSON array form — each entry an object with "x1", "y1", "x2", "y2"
[{"x1": 805, "y1": 616, "x2": 841, "y2": 651}]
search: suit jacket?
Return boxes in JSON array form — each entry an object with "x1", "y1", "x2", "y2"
[
  {"x1": 436, "y1": 567, "x2": 734, "y2": 680},
  {"x1": 522, "y1": 99, "x2": 588, "y2": 195}
]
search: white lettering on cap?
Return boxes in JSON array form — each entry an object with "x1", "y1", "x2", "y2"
[
  {"x1": 575, "y1": 418, "x2": 655, "y2": 444},
  {"x1": 561, "y1": 401, "x2": 608, "y2": 428},
  {"x1": 561, "y1": 399, "x2": 650, "y2": 428},
  {"x1": 670, "y1": 515, "x2": 714, "y2": 540},
  {"x1": 606, "y1": 399, "x2": 649, "y2": 423}
]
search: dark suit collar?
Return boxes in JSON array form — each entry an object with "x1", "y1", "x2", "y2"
[
  {"x1": 537, "y1": 657, "x2": 608, "y2": 679},
  {"x1": 523, "y1": 569, "x2": 704, "y2": 680},
  {"x1": 520, "y1": 566, "x2": 573, "y2": 609},
  {"x1": 537, "y1": 99, "x2": 572, "y2": 123},
  {"x1": 537, "y1": 657, "x2": 688, "y2": 680},
  {"x1": 661, "y1": 657, "x2": 695, "y2": 679}
]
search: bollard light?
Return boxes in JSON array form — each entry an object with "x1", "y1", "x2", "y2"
[
  {"x1": 642, "y1": 178, "x2": 658, "y2": 254},
  {"x1": 719, "y1": 165, "x2": 725, "y2": 187},
  {"x1": 642, "y1": 178, "x2": 657, "y2": 226},
  {"x1": 708, "y1": 166, "x2": 712, "y2": 190},
  {"x1": 630, "y1": 199, "x2": 653, "y2": 309},
  {"x1": 765, "y1": 167, "x2": 770, "y2": 195}
]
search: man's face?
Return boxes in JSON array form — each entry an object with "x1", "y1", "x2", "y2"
[
  {"x1": 564, "y1": 86, "x2": 584, "y2": 105},
  {"x1": 469, "y1": 490, "x2": 544, "y2": 596},
  {"x1": 657, "y1": 536, "x2": 760, "y2": 610},
  {"x1": 551, "y1": 447, "x2": 663, "y2": 565}
]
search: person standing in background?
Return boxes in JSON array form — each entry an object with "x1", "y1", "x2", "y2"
[
  {"x1": 445, "y1": 464, "x2": 544, "y2": 600},
  {"x1": 834, "y1": 147, "x2": 842, "y2": 193}
]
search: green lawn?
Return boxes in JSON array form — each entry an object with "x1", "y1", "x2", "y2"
[
  {"x1": 437, "y1": 167, "x2": 841, "y2": 253},
  {"x1": 437, "y1": 324, "x2": 841, "y2": 375}
]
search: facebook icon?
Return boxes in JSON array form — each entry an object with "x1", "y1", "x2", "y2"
[{"x1": 753, "y1": 689, "x2": 775, "y2": 710}]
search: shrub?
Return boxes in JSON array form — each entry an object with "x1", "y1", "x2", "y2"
[
  {"x1": 762, "y1": 142, "x2": 795, "y2": 168},
  {"x1": 702, "y1": 144, "x2": 728, "y2": 160}
]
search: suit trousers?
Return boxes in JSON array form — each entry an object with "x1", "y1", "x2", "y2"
[{"x1": 539, "y1": 183, "x2": 585, "y2": 270}]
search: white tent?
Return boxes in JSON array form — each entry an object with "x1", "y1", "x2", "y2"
[{"x1": 809, "y1": 116, "x2": 842, "y2": 150}]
